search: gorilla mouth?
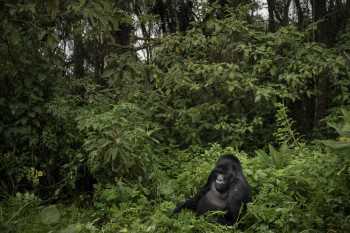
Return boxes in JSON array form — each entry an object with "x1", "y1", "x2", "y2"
[{"x1": 216, "y1": 174, "x2": 225, "y2": 184}]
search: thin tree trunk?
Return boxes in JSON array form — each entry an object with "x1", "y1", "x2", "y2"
[
  {"x1": 112, "y1": 23, "x2": 133, "y2": 54},
  {"x1": 177, "y1": 0, "x2": 194, "y2": 32},
  {"x1": 267, "y1": 0, "x2": 276, "y2": 32},
  {"x1": 94, "y1": 36, "x2": 105, "y2": 79},
  {"x1": 310, "y1": 0, "x2": 328, "y2": 128},
  {"x1": 311, "y1": 0, "x2": 327, "y2": 43},
  {"x1": 73, "y1": 34, "x2": 84, "y2": 79},
  {"x1": 282, "y1": 0, "x2": 292, "y2": 26},
  {"x1": 294, "y1": 0, "x2": 304, "y2": 29}
]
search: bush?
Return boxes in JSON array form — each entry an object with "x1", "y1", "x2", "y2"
[{"x1": 77, "y1": 102, "x2": 159, "y2": 182}]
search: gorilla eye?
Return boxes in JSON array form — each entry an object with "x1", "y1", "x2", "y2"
[{"x1": 216, "y1": 165, "x2": 227, "y2": 172}]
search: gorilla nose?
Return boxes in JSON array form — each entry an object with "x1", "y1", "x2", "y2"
[{"x1": 216, "y1": 174, "x2": 225, "y2": 184}]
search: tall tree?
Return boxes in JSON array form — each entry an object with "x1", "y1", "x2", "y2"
[
  {"x1": 73, "y1": 33, "x2": 85, "y2": 79},
  {"x1": 152, "y1": 0, "x2": 194, "y2": 33},
  {"x1": 208, "y1": 0, "x2": 253, "y2": 19},
  {"x1": 294, "y1": 0, "x2": 304, "y2": 29},
  {"x1": 266, "y1": 0, "x2": 292, "y2": 31},
  {"x1": 267, "y1": 0, "x2": 277, "y2": 32}
]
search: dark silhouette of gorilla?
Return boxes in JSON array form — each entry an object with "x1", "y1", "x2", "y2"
[{"x1": 173, "y1": 154, "x2": 251, "y2": 225}]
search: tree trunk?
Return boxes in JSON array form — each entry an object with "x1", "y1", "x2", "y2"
[
  {"x1": 73, "y1": 34, "x2": 84, "y2": 79},
  {"x1": 93, "y1": 38, "x2": 105, "y2": 79},
  {"x1": 177, "y1": 0, "x2": 194, "y2": 32},
  {"x1": 267, "y1": 0, "x2": 276, "y2": 32},
  {"x1": 311, "y1": 0, "x2": 327, "y2": 43},
  {"x1": 310, "y1": 0, "x2": 328, "y2": 128},
  {"x1": 282, "y1": 0, "x2": 292, "y2": 26},
  {"x1": 112, "y1": 23, "x2": 133, "y2": 54},
  {"x1": 294, "y1": 0, "x2": 304, "y2": 29}
]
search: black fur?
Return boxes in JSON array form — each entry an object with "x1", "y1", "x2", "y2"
[{"x1": 173, "y1": 154, "x2": 251, "y2": 225}]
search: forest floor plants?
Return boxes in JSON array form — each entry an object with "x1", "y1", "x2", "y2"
[{"x1": 1, "y1": 143, "x2": 349, "y2": 233}]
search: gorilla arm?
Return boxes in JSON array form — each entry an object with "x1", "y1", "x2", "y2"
[
  {"x1": 217, "y1": 180, "x2": 251, "y2": 225},
  {"x1": 173, "y1": 172, "x2": 216, "y2": 214}
]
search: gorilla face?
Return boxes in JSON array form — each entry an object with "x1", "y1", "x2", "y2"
[{"x1": 213, "y1": 158, "x2": 237, "y2": 193}]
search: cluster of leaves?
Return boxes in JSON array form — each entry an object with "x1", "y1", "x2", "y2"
[
  {"x1": 0, "y1": 193, "x2": 98, "y2": 233},
  {"x1": 0, "y1": 1, "x2": 85, "y2": 198},
  {"x1": 273, "y1": 103, "x2": 301, "y2": 147},
  {"x1": 0, "y1": 0, "x2": 140, "y2": 199},
  {"x1": 76, "y1": 102, "x2": 159, "y2": 181},
  {"x1": 150, "y1": 13, "x2": 349, "y2": 150}
]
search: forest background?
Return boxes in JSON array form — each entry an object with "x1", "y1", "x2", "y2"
[{"x1": 1, "y1": 0, "x2": 350, "y2": 232}]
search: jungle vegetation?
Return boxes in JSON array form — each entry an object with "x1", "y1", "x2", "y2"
[{"x1": 0, "y1": 0, "x2": 350, "y2": 232}]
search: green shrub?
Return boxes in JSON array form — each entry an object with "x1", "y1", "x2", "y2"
[
  {"x1": 77, "y1": 102, "x2": 159, "y2": 181},
  {"x1": 0, "y1": 193, "x2": 98, "y2": 233}
]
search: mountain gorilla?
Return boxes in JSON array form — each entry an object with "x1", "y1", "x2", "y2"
[{"x1": 173, "y1": 154, "x2": 251, "y2": 225}]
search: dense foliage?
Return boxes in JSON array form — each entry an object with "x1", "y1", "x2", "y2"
[{"x1": 1, "y1": 0, "x2": 350, "y2": 232}]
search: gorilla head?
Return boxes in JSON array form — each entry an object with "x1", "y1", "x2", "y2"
[
  {"x1": 173, "y1": 154, "x2": 251, "y2": 225},
  {"x1": 212, "y1": 155, "x2": 240, "y2": 193}
]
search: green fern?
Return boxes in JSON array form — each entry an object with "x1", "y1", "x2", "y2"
[
  {"x1": 320, "y1": 109, "x2": 350, "y2": 152},
  {"x1": 273, "y1": 103, "x2": 300, "y2": 147}
]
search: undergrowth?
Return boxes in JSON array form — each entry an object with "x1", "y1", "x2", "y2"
[{"x1": 1, "y1": 144, "x2": 349, "y2": 233}]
